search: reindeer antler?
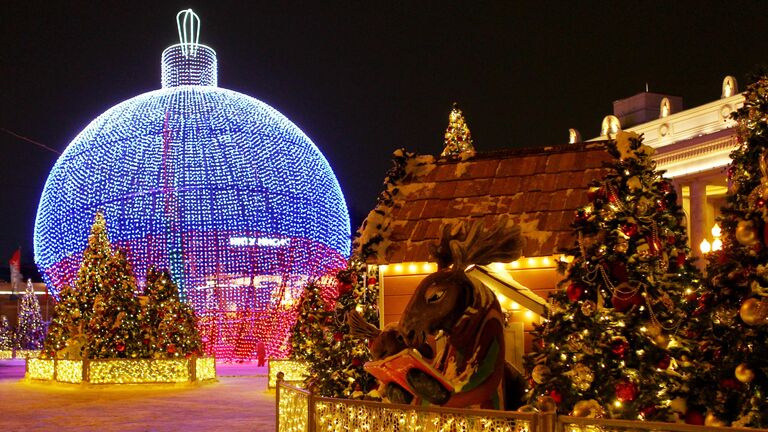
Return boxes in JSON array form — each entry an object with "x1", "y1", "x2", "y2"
[
  {"x1": 346, "y1": 310, "x2": 382, "y2": 340},
  {"x1": 430, "y1": 218, "x2": 525, "y2": 269}
]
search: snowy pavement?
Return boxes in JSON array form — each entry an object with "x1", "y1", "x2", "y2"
[{"x1": 0, "y1": 359, "x2": 277, "y2": 431}]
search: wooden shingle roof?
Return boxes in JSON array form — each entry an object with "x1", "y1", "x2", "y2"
[{"x1": 356, "y1": 142, "x2": 614, "y2": 264}]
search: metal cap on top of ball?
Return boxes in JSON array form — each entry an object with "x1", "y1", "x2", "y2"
[{"x1": 34, "y1": 10, "x2": 351, "y2": 362}]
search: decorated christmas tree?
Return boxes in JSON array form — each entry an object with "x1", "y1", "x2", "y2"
[
  {"x1": 41, "y1": 211, "x2": 202, "y2": 361},
  {"x1": 686, "y1": 76, "x2": 768, "y2": 428},
  {"x1": 0, "y1": 315, "x2": 14, "y2": 350},
  {"x1": 440, "y1": 102, "x2": 475, "y2": 158},
  {"x1": 525, "y1": 131, "x2": 701, "y2": 421},
  {"x1": 290, "y1": 258, "x2": 380, "y2": 398},
  {"x1": 42, "y1": 284, "x2": 85, "y2": 358},
  {"x1": 145, "y1": 267, "x2": 202, "y2": 358},
  {"x1": 15, "y1": 279, "x2": 45, "y2": 350},
  {"x1": 87, "y1": 250, "x2": 147, "y2": 358}
]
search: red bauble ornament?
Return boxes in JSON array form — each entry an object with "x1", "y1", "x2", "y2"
[
  {"x1": 607, "y1": 261, "x2": 628, "y2": 282},
  {"x1": 566, "y1": 283, "x2": 585, "y2": 302},
  {"x1": 656, "y1": 354, "x2": 671, "y2": 370},
  {"x1": 655, "y1": 199, "x2": 667, "y2": 211},
  {"x1": 640, "y1": 405, "x2": 658, "y2": 418},
  {"x1": 685, "y1": 291, "x2": 698, "y2": 302},
  {"x1": 676, "y1": 252, "x2": 686, "y2": 267},
  {"x1": 338, "y1": 282, "x2": 353, "y2": 295},
  {"x1": 621, "y1": 223, "x2": 639, "y2": 237},
  {"x1": 720, "y1": 378, "x2": 741, "y2": 390},
  {"x1": 666, "y1": 235, "x2": 676, "y2": 245},
  {"x1": 352, "y1": 358, "x2": 362, "y2": 367},
  {"x1": 646, "y1": 235, "x2": 662, "y2": 255},
  {"x1": 366, "y1": 277, "x2": 377, "y2": 286},
  {"x1": 611, "y1": 338, "x2": 628, "y2": 358},
  {"x1": 587, "y1": 186, "x2": 605, "y2": 201},
  {"x1": 167, "y1": 344, "x2": 176, "y2": 354},
  {"x1": 116, "y1": 341, "x2": 126, "y2": 352},
  {"x1": 549, "y1": 389, "x2": 563, "y2": 404},
  {"x1": 333, "y1": 332, "x2": 344, "y2": 342},
  {"x1": 615, "y1": 380, "x2": 638, "y2": 402},
  {"x1": 685, "y1": 410, "x2": 705, "y2": 425}
]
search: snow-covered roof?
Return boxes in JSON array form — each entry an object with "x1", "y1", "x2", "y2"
[{"x1": 355, "y1": 142, "x2": 614, "y2": 264}]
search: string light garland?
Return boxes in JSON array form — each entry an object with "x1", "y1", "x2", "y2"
[{"x1": 33, "y1": 9, "x2": 350, "y2": 362}]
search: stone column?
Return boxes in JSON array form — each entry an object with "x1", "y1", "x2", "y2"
[{"x1": 689, "y1": 181, "x2": 708, "y2": 263}]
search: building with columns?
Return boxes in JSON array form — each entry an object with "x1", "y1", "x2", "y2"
[{"x1": 588, "y1": 75, "x2": 743, "y2": 263}]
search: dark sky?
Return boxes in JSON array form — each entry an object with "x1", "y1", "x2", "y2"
[{"x1": 2, "y1": 1, "x2": 766, "y2": 274}]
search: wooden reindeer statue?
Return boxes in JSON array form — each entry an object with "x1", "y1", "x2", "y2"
[
  {"x1": 352, "y1": 219, "x2": 527, "y2": 409},
  {"x1": 400, "y1": 219, "x2": 526, "y2": 409}
]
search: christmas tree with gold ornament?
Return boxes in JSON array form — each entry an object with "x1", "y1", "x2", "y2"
[
  {"x1": 441, "y1": 102, "x2": 475, "y2": 158},
  {"x1": 290, "y1": 258, "x2": 380, "y2": 398},
  {"x1": 86, "y1": 249, "x2": 148, "y2": 358},
  {"x1": 144, "y1": 267, "x2": 202, "y2": 358},
  {"x1": 524, "y1": 131, "x2": 702, "y2": 421},
  {"x1": 686, "y1": 76, "x2": 768, "y2": 428}
]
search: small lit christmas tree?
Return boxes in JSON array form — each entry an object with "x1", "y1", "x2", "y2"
[
  {"x1": 525, "y1": 131, "x2": 701, "y2": 421},
  {"x1": 15, "y1": 279, "x2": 44, "y2": 350},
  {"x1": 0, "y1": 315, "x2": 14, "y2": 350},
  {"x1": 290, "y1": 258, "x2": 380, "y2": 398},
  {"x1": 145, "y1": 267, "x2": 202, "y2": 358},
  {"x1": 441, "y1": 102, "x2": 475, "y2": 158},
  {"x1": 686, "y1": 76, "x2": 768, "y2": 428},
  {"x1": 42, "y1": 284, "x2": 84, "y2": 358}
]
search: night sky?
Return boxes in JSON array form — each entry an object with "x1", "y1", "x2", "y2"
[{"x1": 2, "y1": 1, "x2": 766, "y2": 276}]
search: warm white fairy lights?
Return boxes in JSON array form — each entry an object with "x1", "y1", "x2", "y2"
[
  {"x1": 26, "y1": 357, "x2": 216, "y2": 384},
  {"x1": 89, "y1": 359, "x2": 189, "y2": 384},
  {"x1": 268, "y1": 359, "x2": 308, "y2": 388},
  {"x1": 27, "y1": 358, "x2": 54, "y2": 380},
  {"x1": 33, "y1": 9, "x2": 350, "y2": 362}
]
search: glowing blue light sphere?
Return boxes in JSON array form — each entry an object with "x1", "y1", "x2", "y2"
[{"x1": 34, "y1": 11, "x2": 350, "y2": 361}]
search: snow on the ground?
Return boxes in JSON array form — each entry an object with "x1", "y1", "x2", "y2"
[{"x1": 0, "y1": 359, "x2": 276, "y2": 431}]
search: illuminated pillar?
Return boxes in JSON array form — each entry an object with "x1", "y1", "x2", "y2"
[{"x1": 689, "y1": 181, "x2": 707, "y2": 263}]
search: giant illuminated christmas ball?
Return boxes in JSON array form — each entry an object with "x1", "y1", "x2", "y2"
[{"x1": 34, "y1": 10, "x2": 350, "y2": 361}]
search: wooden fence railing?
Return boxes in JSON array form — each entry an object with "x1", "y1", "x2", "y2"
[{"x1": 276, "y1": 379, "x2": 762, "y2": 432}]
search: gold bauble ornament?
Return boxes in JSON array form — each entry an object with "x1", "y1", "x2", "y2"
[
  {"x1": 570, "y1": 363, "x2": 594, "y2": 391},
  {"x1": 570, "y1": 399, "x2": 606, "y2": 418},
  {"x1": 645, "y1": 322, "x2": 662, "y2": 337},
  {"x1": 626, "y1": 176, "x2": 642, "y2": 191},
  {"x1": 536, "y1": 395, "x2": 557, "y2": 412},
  {"x1": 705, "y1": 412, "x2": 727, "y2": 427},
  {"x1": 653, "y1": 333, "x2": 669, "y2": 349},
  {"x1": 735, "y1": 363, "x2": 755, "y2": 383},
  {"x1": 614, "y1": 238, "x2": 628, "y2": 254},
  {"x1": 739, "y1": 298, "x2": 768, "y2": 326},
  {"x1": 532, "y1": 365, "x2": 551, "y2": 384},
  {"x1": 580, "y1": 300, "x2": 596, "y2": 317},
  {"x1": 735, "y1": 220, "x2": 759, "y2": 246}
]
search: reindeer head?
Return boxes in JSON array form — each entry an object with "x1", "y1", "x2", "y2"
[{"x1": 399, "y1": 219, "x2": 524, "y2": 348}]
